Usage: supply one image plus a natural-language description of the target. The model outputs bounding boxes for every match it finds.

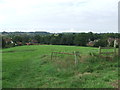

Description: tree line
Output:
[2,32,120,48]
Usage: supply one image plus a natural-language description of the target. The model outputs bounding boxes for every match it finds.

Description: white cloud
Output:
[0,0,119,33]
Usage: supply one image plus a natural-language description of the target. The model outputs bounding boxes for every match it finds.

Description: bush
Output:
[5,43,15,48]
[94,39,108,47]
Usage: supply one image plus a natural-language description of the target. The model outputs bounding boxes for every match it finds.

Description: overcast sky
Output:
[0,0,119,33]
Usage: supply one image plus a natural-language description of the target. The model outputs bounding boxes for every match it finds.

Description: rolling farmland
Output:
[2,45,119,88]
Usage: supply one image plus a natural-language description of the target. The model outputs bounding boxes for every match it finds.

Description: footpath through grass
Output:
[2,45,119,88]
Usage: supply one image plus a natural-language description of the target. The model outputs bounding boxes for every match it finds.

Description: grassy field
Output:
[2,45,119,88]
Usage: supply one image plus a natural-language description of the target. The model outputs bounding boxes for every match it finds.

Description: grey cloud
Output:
[0,0,118,33]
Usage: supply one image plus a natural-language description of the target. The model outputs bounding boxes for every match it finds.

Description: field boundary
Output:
[98,46,117,56]
[51,51,81,65]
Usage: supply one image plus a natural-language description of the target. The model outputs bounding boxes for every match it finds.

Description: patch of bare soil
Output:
[110,80,119,88]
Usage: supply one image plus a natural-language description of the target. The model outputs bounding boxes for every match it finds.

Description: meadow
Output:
[2,45,119,88]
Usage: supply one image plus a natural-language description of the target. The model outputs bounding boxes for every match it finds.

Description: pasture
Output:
[2,45,119,88]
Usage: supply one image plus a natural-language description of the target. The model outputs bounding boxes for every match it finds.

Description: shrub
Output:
[94,39,108,47]
[5,43,15,48]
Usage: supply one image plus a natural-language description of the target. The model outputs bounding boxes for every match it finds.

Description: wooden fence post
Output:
[51,52,53,60]
[74,51,77,65]
[114,46,116,56]
[99,46,101,55]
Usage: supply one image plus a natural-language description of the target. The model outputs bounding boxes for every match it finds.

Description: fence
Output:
[51,51,80,65]
[98,46,117,57]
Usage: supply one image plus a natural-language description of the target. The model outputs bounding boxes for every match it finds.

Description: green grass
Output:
[2,45,119,88]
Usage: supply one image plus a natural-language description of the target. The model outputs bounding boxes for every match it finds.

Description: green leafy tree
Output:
[94,39,108,47]
[74,33,89,46]
[2,38,6,48]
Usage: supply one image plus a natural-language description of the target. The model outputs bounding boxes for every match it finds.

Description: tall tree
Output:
[2,38,6,48]
[74,33,89,46]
